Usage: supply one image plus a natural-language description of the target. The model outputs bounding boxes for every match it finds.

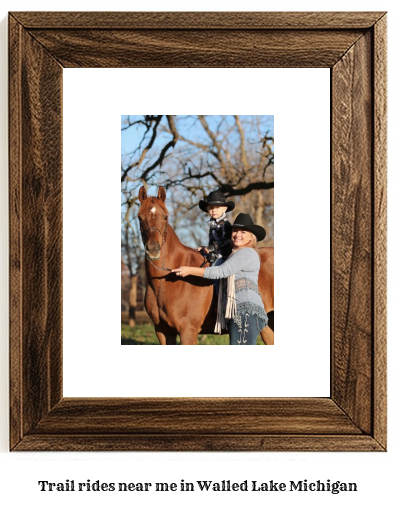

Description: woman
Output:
[172,213,268,345]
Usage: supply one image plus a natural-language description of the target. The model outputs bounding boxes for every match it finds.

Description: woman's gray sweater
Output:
[203,248,267,321]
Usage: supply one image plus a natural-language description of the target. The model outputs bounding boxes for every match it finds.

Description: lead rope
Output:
[147,258,172,272]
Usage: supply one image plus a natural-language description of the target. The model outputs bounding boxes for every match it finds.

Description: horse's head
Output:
[137,186,169,261]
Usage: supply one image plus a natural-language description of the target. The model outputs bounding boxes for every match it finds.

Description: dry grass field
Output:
[121,311,264,345]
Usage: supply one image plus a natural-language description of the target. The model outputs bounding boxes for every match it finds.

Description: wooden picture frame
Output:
[9,11,387,451]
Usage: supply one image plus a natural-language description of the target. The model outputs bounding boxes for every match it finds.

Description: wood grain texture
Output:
[9,16,64,446]
[9,15,23,450]
[13,435,383,452]
[21,28,64,432]
[27,29,363,68]
[31,398,362,435]
[11,11,385,29]
[8,11,387,452]
[373,15,387,449]
[332,32,373,434]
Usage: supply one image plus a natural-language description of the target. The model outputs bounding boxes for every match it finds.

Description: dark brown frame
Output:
[9,11,387,451]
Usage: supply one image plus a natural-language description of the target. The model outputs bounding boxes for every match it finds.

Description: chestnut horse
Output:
[138,186,274,345]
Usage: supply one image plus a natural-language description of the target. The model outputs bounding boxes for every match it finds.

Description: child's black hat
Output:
[199,190,235,213]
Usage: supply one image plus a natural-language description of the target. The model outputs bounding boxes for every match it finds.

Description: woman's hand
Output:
[196,246,210,254]
[172,266,190,277]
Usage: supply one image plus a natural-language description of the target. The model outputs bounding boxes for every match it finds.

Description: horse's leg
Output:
[179,329,198,345]
[260,326,274,345]
[155,326,177,345]
[260,311,274,345]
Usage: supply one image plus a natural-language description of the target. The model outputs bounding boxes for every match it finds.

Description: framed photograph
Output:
[9,11,387,451]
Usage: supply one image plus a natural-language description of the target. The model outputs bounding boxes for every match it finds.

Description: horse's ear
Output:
[138,186,147,203]
[158,186,166,202]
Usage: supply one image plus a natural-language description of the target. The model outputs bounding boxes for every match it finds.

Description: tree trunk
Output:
[254,190,265,228]
[128,275,138,327]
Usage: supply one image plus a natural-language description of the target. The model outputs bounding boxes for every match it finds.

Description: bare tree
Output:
[121,210,146,327]
[122,115,273,227]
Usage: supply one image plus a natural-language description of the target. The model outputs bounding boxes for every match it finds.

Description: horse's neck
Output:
[166,225,196,260]
[166,224,182,249]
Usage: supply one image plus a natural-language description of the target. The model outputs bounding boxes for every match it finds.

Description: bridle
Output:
[141,216,172,272]
[141,216,208,272]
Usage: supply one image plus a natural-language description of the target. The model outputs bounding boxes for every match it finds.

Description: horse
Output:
[138,186,274,345]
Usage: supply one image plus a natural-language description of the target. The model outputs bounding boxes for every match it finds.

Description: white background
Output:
[63,68,330,397]
[0,1,395,507]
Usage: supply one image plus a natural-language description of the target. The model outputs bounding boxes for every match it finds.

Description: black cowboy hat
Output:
[198,190,235,213]
[231,213,266,241]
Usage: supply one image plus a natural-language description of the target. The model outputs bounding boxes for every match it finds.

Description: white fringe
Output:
[225,274,236,319]
[214,274,236,334]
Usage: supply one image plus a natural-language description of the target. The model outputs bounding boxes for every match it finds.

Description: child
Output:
[197,190,235,267]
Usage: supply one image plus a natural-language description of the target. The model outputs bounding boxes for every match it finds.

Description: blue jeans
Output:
[228,312,265,345]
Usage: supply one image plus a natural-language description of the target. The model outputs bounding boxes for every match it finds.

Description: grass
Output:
[121,323,264,345]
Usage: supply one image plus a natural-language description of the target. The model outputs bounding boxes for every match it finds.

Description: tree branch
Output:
[197,115,228,168]
[234,115,249,172]
[121,115,163,182]
[219,180,274,197]
[139,115,180,178]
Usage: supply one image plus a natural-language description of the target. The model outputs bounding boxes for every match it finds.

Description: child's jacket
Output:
[207,216,232,261]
